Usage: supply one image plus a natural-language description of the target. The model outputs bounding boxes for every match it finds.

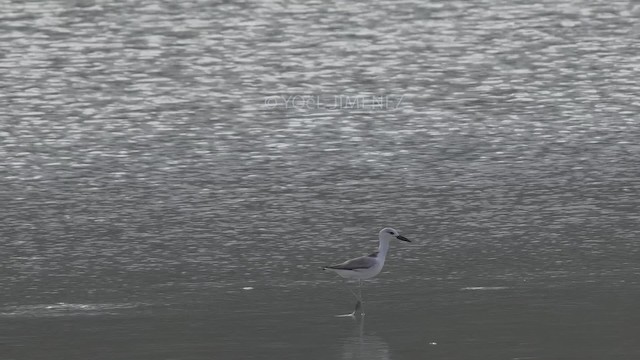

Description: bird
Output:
[323,227,411,316]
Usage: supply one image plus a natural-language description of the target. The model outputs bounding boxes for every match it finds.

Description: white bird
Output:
[323,227,411,316]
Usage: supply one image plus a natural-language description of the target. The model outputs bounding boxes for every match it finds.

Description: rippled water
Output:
[1,0,639,359]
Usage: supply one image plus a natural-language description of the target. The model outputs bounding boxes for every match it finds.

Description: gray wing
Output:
[325,256,377,270]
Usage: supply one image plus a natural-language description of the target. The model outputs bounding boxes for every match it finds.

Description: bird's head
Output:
[379,227,411,243]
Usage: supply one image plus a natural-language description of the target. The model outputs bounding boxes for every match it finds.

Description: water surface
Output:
[1,0,639,359]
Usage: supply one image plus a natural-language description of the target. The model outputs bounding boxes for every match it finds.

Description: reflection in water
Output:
[341,317,390,360]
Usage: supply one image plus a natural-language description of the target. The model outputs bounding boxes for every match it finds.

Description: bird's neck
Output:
[377,239,390,258]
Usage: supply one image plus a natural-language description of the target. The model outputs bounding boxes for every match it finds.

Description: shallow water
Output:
[1,0,639,359]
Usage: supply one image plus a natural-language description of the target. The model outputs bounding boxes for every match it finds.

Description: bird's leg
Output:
[358,280,365,316]
[348,289,361,317]
[341,282,361,317]
[347,286,360,302]
[352,298,362,317]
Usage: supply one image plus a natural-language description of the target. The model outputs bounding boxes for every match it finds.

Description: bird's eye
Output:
[389,232,395,235]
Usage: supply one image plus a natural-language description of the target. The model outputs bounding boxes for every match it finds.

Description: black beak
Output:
[396,235,411,242]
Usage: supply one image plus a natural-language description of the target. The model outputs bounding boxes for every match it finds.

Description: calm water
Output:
[1,0,640,359]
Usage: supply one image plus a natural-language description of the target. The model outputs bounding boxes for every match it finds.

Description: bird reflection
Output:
[341,316,390,360]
